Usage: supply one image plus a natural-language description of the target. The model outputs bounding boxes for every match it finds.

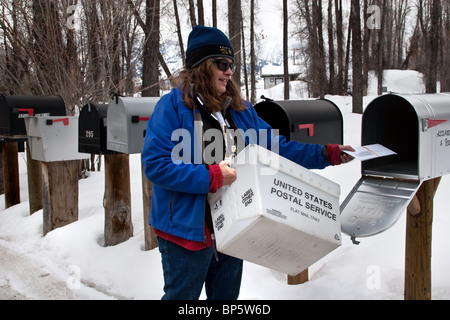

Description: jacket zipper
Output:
[169,193,175,221]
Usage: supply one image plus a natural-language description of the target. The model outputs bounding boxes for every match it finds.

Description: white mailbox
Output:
[208,145,341,276]
[341,93,450,240]
[25,116,89,162]
[106,96,159,154]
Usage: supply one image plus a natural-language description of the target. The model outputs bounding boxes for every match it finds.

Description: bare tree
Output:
[250,0,257,104]
[228,0,242,85]
[283,0,289,100]
[327,0,336,94]
[197,0,204,25]
[351,0,363,114]
[212,0,217,28]
[440,0,450,91]
[172,0,185,66]
[188,0,197,27]
[335,0,345,95]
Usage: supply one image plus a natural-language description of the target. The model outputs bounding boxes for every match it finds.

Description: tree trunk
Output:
[327,0,336,94]
[283,0,290,100]
[426,0,440,93]
[313,0,326,99]
[188,0,197,27]
[250,0,257,105]
[335,0,344,94]
[173,0,186,66]
[197,0,205,26]
[142,0,160,97]
[377,0,386,95]
[228,0,242,85]
[351,0,363,114]
[212,0,217,28]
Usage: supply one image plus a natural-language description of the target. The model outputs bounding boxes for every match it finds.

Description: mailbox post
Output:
[340,93,450,300]
[104,96,159,247]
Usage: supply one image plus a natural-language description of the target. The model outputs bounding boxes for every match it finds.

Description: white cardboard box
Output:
[208,144,342,276]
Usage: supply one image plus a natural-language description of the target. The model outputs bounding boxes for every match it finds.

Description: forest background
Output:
[0,0,449,116]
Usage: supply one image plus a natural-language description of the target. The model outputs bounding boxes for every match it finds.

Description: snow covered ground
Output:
[1,70,449,300]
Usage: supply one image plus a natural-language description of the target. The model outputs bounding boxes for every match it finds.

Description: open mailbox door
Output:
[341,176,420,239]
[341,93,450,241]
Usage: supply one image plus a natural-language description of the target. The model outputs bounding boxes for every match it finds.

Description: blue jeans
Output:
[158,237,243,300]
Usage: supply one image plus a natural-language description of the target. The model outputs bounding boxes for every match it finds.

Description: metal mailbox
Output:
[254,98,343,145]
[106,96,159,154]
[25,116,89,162]
[0,94,66,138]
[341,93,450,240]
[78,103,111,155]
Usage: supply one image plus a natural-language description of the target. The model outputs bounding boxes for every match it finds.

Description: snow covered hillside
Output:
[1,70,449,300]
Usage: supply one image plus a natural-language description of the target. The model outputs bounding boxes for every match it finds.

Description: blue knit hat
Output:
[186,25,234,68]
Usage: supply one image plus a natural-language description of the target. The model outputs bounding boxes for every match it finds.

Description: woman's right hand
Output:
[219,161,237,186]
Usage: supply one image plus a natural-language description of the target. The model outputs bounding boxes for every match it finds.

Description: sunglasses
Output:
[212,59,236,73]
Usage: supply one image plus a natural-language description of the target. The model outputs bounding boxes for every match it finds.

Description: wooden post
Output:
[288,269,309,285]
[26,141,43,214]
[2,142,20,208]
[42,161,79,236]
[404,177,441,300]
[141,162,157,250]
[0,142,4,195]
[104,154,133,247]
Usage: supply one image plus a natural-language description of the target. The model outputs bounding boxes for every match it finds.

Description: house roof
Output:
[261,64,302,77]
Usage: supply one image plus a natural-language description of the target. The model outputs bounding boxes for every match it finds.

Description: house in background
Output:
[261,64,303,90]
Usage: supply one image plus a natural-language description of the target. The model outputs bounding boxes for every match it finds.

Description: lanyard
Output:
[211,111,236,161]
[194,94,237,162]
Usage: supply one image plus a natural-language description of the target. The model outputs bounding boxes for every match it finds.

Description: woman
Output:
[142,25,353,300]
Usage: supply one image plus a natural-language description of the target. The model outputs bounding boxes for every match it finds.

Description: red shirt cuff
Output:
[209,164,223,193]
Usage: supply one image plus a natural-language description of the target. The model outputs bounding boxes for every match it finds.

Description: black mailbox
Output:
[0,95,66,138]
[78,103,111,155]
[254,98,343,145]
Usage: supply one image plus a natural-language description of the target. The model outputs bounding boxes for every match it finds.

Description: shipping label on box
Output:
[208,144,341,276]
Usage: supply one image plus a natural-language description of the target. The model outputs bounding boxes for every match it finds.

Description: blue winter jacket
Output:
[142,88,331,242]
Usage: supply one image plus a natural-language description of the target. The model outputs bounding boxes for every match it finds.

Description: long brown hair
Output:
[171,59,246,113]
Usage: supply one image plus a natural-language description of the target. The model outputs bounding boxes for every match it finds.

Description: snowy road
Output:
[0,242,118,300]
[0,242,74,299]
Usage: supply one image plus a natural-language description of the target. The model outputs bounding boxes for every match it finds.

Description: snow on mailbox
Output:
[25,116,89,162]
[106,96,159,154]
[0,94,66,138]
[254,98,343,145]
[208,144,342,276]
[78,103,110,155]
[341,93,450,240]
